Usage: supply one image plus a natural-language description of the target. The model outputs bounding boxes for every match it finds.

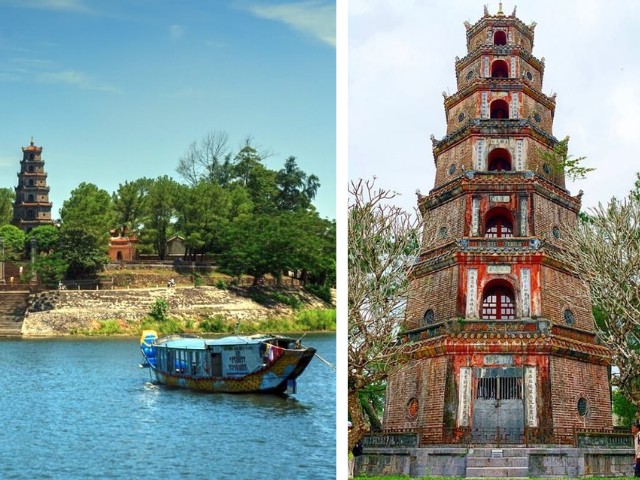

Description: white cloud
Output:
[0,0,93,13]
[169,24,184,40]
[244,1,335,47]
[38,70,122,94]
[349,0,640,215]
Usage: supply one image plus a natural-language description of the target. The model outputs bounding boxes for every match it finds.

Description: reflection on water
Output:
[0,333,336,479]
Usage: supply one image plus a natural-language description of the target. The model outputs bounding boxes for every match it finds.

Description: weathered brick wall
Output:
[384,356,448,432]
[532,193,577,240]
[405,266,458,330]
[524,140,566,189]
[550,356,612,430]
[541,265,594,332]
[422,195,466,248]
[434,140,473,187]
[522,94,553,133]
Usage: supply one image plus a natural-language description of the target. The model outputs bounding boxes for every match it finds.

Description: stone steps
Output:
[0,291,30,337]
[466,448,529,478]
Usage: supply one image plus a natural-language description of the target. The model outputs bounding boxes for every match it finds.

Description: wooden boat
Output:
[139,330,316,394]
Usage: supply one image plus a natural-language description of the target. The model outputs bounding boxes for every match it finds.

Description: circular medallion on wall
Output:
[552,226,560,239]
[449,164,456,175]
[526,71,533,81]
[577,397,588,416]
[407,398,419,419]
[543,163,551,175]
[563,308,575,325]
[533,112,541,123]
[467,70,474,80]
[438,227,448,238]
[458,112,465,123]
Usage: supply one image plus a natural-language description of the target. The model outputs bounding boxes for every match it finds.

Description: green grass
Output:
[355,478,635,480]
[355,477,635,480]
[68,308,336,336]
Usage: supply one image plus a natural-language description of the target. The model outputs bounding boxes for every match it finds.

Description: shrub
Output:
[149,299,169,322]
[296,309,336,330]
[215,279,228,290]
[304,283,333,303]
[272,292,303,309]
[199,315,228,333]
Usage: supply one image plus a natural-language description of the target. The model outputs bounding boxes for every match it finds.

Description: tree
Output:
[176,131,233,186]
[32,254,68,288]
[0,188,15,225]
[556,193,640,414]
[60,182,115,241]
[348,178,424,449]
[57,226,109,278]
[144,176,179,260]
[230,145,278,214]
[112,179,149,237]
[276,156,320,211]
[173,181,229,261]
[26,225,60,254]
[0,224,26,260]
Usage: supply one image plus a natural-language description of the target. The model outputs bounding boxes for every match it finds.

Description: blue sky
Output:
[350,0,640,216]
[0,0,336,220]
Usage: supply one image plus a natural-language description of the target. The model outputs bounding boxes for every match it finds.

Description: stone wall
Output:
[22,286,326,336]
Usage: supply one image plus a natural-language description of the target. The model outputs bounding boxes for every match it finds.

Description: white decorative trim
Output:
[458,367,472,426]
[481,93,488,118]
[483,57,490,77]
[476,139,485,170]
[515,139,524,171]
[521,268,531,317]
[524,366,538,427]
[471,198,480,237]
[520,196,528,236]
[511,92,519,119]
[466,268,478,318]
[510,57,516,78]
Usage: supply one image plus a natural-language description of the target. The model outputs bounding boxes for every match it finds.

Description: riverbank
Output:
[23,285,335,336]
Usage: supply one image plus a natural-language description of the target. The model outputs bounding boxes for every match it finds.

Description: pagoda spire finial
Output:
[30,136,34,146]
[498,2,504,16]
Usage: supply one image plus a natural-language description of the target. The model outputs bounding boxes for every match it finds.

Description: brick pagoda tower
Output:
[383,5,612,445]
[12,139,54,232]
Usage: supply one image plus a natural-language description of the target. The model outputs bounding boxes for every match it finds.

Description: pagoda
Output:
[12,139,54,232]
[383,5,612,446]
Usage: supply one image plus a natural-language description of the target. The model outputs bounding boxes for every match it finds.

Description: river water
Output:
[0,333,336,479]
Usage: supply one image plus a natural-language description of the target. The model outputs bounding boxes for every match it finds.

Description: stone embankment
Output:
[22,286,329,336]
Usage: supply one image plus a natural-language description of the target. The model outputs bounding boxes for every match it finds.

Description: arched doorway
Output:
[490,99,509,119]
[491,59,509,78]
[494,30,507,45]
[487,148,512,171]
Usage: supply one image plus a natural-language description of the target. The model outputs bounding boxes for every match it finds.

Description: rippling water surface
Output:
[0,333,336,479]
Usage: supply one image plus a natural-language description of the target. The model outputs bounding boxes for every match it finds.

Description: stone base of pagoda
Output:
[354,445,633,478]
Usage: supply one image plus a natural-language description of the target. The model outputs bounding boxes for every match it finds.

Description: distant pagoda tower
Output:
[383,5,612,445]
[12,139,54,232]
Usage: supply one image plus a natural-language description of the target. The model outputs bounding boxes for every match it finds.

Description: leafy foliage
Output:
[57,226,109,278]
[149,299,169,322]
[0,224,26,260]
[0,188,15,225]
[539,136,595,181]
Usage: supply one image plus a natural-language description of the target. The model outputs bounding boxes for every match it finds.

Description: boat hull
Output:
[149,344,316,394]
